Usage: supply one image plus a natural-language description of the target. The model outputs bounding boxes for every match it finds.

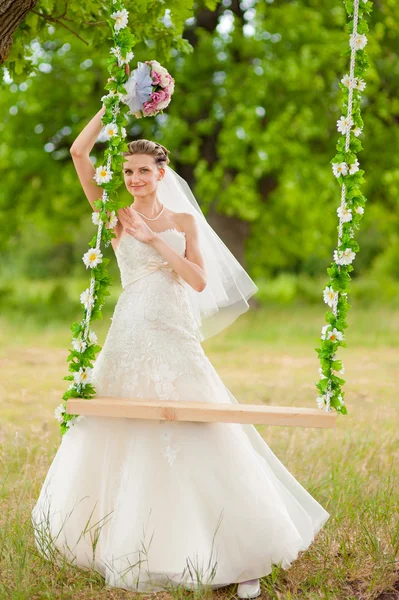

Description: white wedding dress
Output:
[32,228,330,593]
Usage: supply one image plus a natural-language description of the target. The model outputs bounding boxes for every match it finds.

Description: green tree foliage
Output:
[1,0,399,283]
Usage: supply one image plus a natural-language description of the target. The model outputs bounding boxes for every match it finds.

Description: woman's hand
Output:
[118,207,157,244]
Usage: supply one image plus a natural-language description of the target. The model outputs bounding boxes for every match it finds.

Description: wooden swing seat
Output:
[66,397,336,428]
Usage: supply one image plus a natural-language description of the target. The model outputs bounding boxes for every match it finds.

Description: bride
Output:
[31,105,330,597]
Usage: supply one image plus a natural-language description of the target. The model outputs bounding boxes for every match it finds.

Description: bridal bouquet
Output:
[121,60,175,118]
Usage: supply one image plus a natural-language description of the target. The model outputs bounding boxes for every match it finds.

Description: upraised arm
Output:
[70,106,107,211]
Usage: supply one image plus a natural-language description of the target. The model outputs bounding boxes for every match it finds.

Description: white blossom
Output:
[94,165,113,184]
[355,206,364,215]
[73,367,93,386]
[66,415,86,428]
[332,162,348,177]
[316,395,326,409]
[327,327,344,343]
[337,204,353,222]
[111,9,129,32]
[356,78,366,91]
[82,247,103,268]
[337,115,354,134]
[106,210,118,229]
[80,288,95,309]
[318,367,327,380]
[334,248,356,265]
[323,286,338,307]
[350,33,368,51]
[349,159,360,175]
[103,123,118,140]
[341,74,354,88]
[88,330,98,345]
[110,46,134,67]
[54,403,66,423]
[352,126,363,137]
[321,324,331,340]
[92,211,101,225]
[71,338,87,353]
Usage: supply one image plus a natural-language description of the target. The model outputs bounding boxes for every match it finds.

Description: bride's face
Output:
[123,154,164,197]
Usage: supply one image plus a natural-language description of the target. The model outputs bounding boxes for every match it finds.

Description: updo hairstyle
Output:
[122,139,170,169]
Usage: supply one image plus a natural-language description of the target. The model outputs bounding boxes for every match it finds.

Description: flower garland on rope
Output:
[315,0,372,414]
[55,1,174,434]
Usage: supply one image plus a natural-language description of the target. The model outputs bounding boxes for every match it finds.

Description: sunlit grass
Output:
[0,305,398,599]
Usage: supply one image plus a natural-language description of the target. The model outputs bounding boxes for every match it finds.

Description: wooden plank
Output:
[66,398,336,429]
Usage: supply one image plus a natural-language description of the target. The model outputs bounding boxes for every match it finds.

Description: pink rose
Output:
[151,70,162,86]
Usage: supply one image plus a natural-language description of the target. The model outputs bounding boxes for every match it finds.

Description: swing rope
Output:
[57,1,137,433]
[327,1,361,411]
[316,0,372,414]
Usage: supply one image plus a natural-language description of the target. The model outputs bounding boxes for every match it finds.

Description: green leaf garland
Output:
[315,0,373,415]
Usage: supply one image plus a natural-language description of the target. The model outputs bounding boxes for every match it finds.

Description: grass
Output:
[0,302,398,600]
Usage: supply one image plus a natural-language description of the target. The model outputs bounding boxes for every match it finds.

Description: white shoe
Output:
[236,578,261,598]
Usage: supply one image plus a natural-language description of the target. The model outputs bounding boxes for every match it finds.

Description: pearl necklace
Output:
[132,204,165,221]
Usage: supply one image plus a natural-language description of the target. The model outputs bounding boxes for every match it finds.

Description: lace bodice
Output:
[115,228,187,290]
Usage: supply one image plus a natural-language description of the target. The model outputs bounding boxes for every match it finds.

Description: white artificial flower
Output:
[92,211,101,225]
[327,327,344,342]
[54,403,66,423]
[321,324,331,340]
[352,126,363,137]
[82,248,103,268]
[121,126,127,137]
[73,367,93,386]
[110,46,133,66]
[66,415,86,428]
[337,204,353,222]
[341,74,354,88]
[356,78,366,91]
[355,206,364,215]
[316,395,326,409]
[350,33,368,51]
[349,159,360,175]
[334,248,356,265]
[71,338,87,353]
[332,162,348,177]
[323,286,338,307]
[318,367,327,380]
[111,8,129,32]
[80,288,95,309]
[106,210,118,229]
[88,330,98,345]
[337,115,354,134]
[103,123,118,140]
[94,165,113,184]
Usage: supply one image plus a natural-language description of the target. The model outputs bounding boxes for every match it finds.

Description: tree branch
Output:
[30,9,89,45]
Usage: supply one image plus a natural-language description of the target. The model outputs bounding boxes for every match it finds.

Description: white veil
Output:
[157,166,258,341]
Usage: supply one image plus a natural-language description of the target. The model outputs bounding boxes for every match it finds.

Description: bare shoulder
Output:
[175,212,198,234]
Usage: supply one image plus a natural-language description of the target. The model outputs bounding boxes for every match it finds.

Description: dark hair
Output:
[122,139,170,167]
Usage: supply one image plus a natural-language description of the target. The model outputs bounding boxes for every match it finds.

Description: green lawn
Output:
[0,304,398,599]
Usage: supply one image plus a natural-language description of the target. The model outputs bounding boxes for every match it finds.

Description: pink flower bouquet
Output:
[121,60,175,118]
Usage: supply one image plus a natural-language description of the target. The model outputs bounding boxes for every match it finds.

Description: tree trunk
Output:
[0,0,39,64]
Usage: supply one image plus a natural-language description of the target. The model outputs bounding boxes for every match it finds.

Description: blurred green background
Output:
[1,0,399,324]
